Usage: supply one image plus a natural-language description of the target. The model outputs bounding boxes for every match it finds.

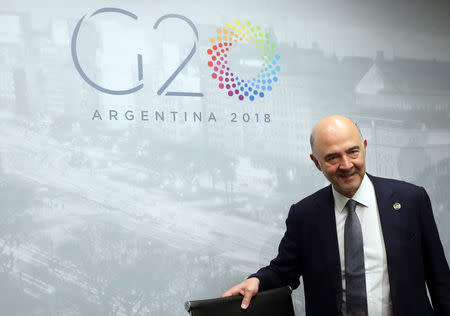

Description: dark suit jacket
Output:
[251,174,450,316]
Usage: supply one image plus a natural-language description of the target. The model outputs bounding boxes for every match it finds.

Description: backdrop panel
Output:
[0,1,449,315]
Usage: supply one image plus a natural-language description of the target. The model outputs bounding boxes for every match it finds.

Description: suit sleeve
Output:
[249,205,304,291]
[419,187,450,315]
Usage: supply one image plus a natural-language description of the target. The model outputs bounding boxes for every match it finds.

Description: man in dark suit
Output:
[222,115,450,316]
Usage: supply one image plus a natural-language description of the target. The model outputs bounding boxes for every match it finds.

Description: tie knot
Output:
[346,199,357,212]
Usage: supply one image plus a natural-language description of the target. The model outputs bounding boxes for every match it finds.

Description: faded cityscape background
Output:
[0,0,449,315]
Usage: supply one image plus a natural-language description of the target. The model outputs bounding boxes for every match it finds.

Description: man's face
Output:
[310,122,367,198]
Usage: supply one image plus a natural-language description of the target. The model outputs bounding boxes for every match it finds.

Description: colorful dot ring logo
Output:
[206,20,280,101]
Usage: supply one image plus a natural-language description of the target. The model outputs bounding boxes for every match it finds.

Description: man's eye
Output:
[349,151,359,158]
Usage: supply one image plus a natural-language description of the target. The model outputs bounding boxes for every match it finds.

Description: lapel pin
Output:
[393,202,401,211]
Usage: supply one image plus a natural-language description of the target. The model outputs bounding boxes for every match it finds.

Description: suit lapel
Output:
[368,174,395,256]
[315,186,343,312]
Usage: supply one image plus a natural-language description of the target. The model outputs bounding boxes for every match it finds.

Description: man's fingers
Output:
[222,277,260,309]
[221,285,241,297]
[221,289,234,297]
[241,288,256,309]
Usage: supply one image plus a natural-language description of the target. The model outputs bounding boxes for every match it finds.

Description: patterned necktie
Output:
[344,199,368,316]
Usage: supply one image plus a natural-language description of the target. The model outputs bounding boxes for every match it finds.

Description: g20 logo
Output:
[71,8,280,101]
[206,20,280,101]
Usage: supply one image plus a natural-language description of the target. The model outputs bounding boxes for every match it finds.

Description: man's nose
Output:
[339,156,353,170]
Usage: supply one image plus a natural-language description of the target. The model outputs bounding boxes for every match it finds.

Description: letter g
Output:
[71,7,143,95]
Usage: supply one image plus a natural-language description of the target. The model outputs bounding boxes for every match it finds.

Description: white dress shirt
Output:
[332,174,393,316]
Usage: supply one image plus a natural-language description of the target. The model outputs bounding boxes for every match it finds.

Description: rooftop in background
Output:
[357,51,450,96]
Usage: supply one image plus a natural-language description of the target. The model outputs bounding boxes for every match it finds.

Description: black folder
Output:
[185,286,295,316]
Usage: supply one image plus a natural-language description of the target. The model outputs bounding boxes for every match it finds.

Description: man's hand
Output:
[221,277,260,309]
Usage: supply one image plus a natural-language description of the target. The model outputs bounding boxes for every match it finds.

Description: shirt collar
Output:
[332,173,372,213]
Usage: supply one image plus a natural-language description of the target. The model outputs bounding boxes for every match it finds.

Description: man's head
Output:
[309,115,367,198]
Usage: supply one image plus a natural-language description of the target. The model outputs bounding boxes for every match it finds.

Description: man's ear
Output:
[310,154,322,171]
[363,139,367,149]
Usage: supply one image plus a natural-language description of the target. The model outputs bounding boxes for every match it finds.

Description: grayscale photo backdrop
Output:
[0,0,449,315]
